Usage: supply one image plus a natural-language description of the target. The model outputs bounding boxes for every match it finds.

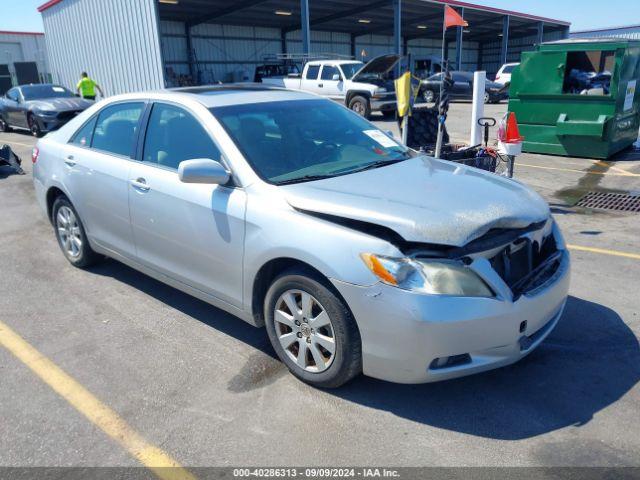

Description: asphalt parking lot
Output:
[1,103,639,470]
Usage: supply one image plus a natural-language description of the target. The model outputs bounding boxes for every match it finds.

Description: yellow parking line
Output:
[518,163,640,177]
[1,139,34,148]
[0,320,195,480]
[594,160,638,177]
[568,244,640,260]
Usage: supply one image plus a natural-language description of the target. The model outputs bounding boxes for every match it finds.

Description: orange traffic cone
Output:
[504,112,524,143]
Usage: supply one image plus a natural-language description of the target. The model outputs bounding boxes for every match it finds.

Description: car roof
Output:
[105,84,322,109]
[16,83,60,89]
[305,60,362,66]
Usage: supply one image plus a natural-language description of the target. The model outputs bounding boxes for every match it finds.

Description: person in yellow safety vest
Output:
[76,72,104,101]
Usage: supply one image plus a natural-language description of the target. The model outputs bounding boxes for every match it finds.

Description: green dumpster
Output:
[508,38,640,159]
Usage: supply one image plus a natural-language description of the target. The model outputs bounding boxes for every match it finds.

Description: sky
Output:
[0,0,638,33]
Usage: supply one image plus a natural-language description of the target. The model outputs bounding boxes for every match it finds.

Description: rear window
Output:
[305,65,320,80]
[502,64,517,74]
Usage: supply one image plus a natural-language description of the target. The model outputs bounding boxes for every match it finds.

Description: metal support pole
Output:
[350,33,356,58]
[470,71,486,146]
[500,15,510,66]
[455,8,464,71]
[403,37,408,56]
[562,25,570,39]
[477,42,483,70]
[435,11,447,159]
[536,21,544,45]
[281,29,287,55]
[300,0,311,55]
[185,23,195,80]
[393,0,402,77]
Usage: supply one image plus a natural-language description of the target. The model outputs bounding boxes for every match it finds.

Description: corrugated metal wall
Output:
[0,32,50,84]
[42,0,165,95]
[571,26,640,41]
[161,20,283,84]
[160,20,480,84]
[481,29,565,77]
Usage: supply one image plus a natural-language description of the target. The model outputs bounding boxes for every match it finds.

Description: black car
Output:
[420,71,509,104]
[0,84,93,137]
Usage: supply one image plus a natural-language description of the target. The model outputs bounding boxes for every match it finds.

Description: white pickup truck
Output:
[261,54,400,119]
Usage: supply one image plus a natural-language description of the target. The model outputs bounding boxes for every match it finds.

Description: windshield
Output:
[21,85,74,101]
[340,62,363,80]
[211,99,412,184]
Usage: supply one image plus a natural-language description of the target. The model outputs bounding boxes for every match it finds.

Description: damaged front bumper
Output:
[330,240,570,384]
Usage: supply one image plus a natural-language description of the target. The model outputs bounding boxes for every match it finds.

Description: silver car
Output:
[32,86,570,387]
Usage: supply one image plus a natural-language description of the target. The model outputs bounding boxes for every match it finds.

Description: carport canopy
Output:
[158,0,569,44]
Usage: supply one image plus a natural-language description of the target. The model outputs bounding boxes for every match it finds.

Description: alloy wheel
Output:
[351,101,365,116]
[56,206,83,258]
[424,90,435,103]
[274,289,336,373]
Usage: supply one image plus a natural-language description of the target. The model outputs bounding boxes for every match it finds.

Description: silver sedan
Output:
[32,86,570,387]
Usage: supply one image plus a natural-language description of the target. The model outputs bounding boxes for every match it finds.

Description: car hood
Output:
[26,97,92,112]
[352,54,402,82]
[281,157,549,247]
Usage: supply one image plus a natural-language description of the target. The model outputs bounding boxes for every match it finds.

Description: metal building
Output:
[0,30,50,93]
[38,0,570,95]
[571,24,640,41]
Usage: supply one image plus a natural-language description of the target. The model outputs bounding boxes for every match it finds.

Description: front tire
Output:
[0,116,10,132]
[28,114,42,137]
[52,196,102,268]
[264,268,362,388]
[348,95,371,119]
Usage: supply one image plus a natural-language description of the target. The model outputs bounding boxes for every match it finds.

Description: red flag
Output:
[444,5,468,29]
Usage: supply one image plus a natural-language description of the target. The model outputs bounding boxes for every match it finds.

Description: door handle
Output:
[318,83,323,88]
[64,155,76,167]
[130,178,150,191]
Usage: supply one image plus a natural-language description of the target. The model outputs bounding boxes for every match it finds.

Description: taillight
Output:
[495,74,501,80]
[32,147,39,164]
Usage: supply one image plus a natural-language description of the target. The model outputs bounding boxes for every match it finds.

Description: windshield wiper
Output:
[334,158,407,175]
[276,174,337,185]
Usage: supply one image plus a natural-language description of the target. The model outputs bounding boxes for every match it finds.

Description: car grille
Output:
[489,233,561,298]
[57,110,82,121]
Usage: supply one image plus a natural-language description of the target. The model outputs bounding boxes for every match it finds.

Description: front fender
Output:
[241,188,401,314]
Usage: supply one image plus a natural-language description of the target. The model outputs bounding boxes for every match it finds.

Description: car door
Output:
[451,74,471,99]
[128,102,246,308]
[318,65,344,100]
[301,64,322,94]
[63,101,145,257]
[5,88,25,127]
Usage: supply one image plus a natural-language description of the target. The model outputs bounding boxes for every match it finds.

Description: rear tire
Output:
[264,267,362,388]
[348,95,371,119]
[52,196,102,268]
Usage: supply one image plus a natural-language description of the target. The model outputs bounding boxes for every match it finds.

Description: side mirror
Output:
[332,74,341,81]
[178,159,230,185]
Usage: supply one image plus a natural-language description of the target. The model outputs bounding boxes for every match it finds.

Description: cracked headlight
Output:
[360,253,494,297]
